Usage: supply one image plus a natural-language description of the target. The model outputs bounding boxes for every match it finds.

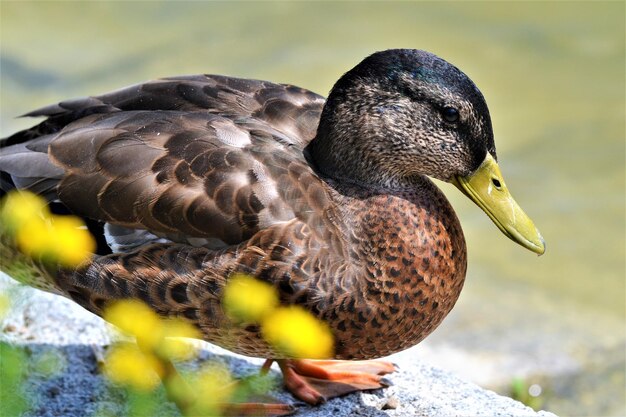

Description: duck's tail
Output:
[0,129,79,295]
[0,127,88,295]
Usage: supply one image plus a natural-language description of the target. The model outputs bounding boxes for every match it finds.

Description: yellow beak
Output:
[453,153,545,255]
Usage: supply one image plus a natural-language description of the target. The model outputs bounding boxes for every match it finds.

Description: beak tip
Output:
[537,236,546,256]
[530,233,546,256]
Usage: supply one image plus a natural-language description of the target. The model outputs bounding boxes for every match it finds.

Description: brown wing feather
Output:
[45,110,326,246]
[1,75,327,247]
[7,75,324,147]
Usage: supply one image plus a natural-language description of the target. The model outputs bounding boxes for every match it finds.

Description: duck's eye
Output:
[442,107,460,123]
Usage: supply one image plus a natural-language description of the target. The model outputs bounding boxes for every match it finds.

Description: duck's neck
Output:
[305,79,410,188]
[306,132,404,189]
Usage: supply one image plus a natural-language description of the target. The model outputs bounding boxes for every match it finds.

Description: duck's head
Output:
[308,49,545,255]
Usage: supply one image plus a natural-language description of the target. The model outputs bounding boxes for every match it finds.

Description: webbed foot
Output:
[274,359,396,404]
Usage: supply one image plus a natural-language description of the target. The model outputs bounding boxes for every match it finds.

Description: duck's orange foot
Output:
[220,402,296,416]
[274,359,396,405]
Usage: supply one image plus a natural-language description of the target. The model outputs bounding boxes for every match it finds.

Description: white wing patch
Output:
[212,119,251,148]
[104,223,169,253]
[250,160,295,227]
[250,160,279,207]
[105,224,230,252]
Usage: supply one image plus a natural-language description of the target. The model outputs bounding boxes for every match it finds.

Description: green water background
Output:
[1,1,624,415]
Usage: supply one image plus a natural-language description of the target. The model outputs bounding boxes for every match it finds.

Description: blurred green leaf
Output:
[0,342,30,416]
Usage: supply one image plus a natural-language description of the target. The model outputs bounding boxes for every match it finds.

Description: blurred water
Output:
[1,2,624,415]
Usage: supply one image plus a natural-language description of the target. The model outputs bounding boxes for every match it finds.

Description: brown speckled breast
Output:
[326,177,467,359]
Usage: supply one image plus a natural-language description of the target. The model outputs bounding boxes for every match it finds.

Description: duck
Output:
[0,49,544,412]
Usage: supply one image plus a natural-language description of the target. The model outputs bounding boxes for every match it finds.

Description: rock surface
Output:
[0,275,557,417]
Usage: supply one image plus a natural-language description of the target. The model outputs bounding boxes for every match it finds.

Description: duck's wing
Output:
[6,75,325,147]
[0,76,328,248]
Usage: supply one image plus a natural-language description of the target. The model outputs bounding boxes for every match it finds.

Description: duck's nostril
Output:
[492,178,502,188]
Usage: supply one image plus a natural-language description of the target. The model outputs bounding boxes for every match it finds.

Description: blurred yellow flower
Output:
[16,216,94,267]
[158,320,201,361]
[161,318,201,339]
[104,342,163,391]
[0,191,48,233]
[14,217,53,253]
[158,338,197,362]
[262,306,334,359]
[47,216,95,266]
[104,300,163,349]
[104,300,201,360]
[223,275,334,359]
[187,363,234,416]
[1,190,95,267]
[223,273,278,322]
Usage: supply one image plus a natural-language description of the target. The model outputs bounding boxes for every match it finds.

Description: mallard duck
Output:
[0,49,544,411]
